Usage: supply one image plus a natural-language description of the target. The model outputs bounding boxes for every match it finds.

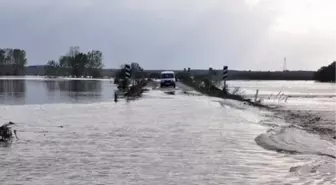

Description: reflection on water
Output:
[0,79,116,105]
[45,80,58,92]
[45,80,102,92]
[45,80,102,100]
[0,80,26,103]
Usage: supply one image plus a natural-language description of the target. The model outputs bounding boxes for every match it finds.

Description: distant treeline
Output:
[227,70,314,80]
[26,66,316,81]
[1,47,332,81]
[44,46,104,78]
[0,48,27,75]
[314,61,335,82]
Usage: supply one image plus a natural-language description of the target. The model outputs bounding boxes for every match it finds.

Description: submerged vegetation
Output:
[114,63,150,100]
[45,46,104,78]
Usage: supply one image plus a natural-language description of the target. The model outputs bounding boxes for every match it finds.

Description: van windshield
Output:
[161,73,174,79]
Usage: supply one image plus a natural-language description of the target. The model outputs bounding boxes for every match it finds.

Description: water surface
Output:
[0,77,116,105]
[0,78,335,185]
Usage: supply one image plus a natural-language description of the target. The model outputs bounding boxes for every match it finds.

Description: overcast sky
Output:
[0,0,335,70]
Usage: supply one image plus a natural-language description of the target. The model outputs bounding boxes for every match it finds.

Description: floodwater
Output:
[227,80,335,118]
[0,77,335,185]
[0,77,116,105]
[227,80,336,101]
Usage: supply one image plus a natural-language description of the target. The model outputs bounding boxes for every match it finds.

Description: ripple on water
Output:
[255,126,336,184]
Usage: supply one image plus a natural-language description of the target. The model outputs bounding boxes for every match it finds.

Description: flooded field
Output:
[228,80,335,97]
[0,77,116,105]
[0,77,335,185]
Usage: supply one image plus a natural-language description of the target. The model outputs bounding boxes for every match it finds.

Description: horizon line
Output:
[25,65,315,72]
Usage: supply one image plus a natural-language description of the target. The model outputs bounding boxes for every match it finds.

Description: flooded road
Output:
[0,78,335,185]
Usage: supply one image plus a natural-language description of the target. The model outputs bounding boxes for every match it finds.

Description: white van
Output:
[160,71,176,88]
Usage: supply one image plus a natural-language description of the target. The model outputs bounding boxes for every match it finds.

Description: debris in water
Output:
[0,122,19,142]
[164,91,175,95]
[289,166,300,173]
[114,91,118,102]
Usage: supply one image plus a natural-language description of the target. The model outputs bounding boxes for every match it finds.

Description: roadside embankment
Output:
[178,78,270,108]
[178,78,336,142]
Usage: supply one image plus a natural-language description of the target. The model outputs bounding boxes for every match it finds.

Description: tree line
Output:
[45,46,104,78]
[1,46,157,79]
[1,47,335,82]
[314,61,335,82]
[0,48,27,75]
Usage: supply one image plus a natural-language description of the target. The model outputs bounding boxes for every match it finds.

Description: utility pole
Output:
[283,57,287,71]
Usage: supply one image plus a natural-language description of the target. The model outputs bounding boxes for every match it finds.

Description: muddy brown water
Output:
[0,78,335,185]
